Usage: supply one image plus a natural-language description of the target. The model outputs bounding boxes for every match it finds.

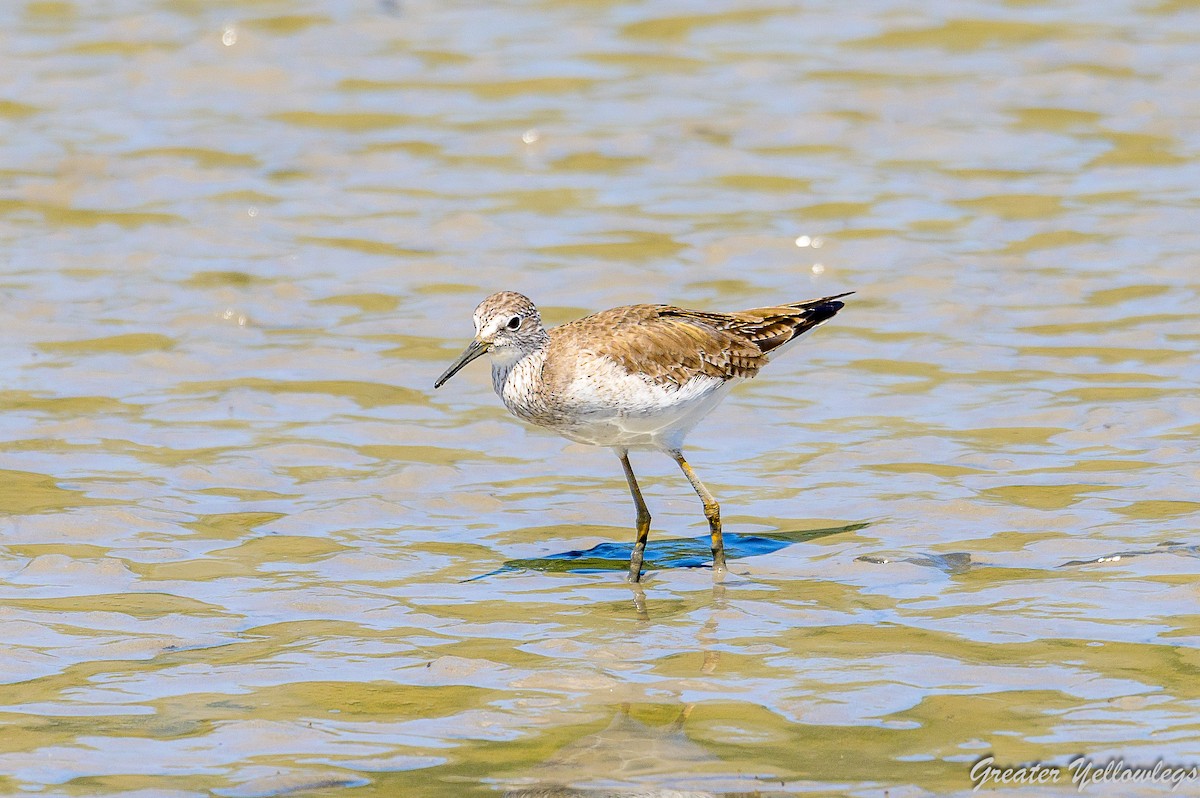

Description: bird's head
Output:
[434,291,545,388]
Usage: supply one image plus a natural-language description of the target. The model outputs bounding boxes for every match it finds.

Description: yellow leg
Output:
[671,450,726,574]
[618,450,651,583]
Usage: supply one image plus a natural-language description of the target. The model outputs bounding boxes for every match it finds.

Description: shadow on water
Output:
[856,551,974,574]
[1058,540,1200,567]
[467,522,869,581]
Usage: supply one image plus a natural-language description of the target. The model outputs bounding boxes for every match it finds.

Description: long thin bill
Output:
[434,339,489,388]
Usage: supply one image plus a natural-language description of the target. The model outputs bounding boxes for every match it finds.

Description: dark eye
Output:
[506,315,521,330]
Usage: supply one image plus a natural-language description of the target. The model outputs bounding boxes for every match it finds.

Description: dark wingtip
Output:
[790,291,853,312]
[805,291,852,323]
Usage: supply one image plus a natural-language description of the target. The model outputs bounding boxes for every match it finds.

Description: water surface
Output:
[1,0,1199,795]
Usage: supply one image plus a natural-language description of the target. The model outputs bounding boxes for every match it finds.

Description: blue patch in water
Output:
[466,522,868,580]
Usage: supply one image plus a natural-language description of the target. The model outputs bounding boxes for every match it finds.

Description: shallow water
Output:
[1,0,1199,795]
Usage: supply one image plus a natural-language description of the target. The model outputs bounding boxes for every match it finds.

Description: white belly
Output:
[562,380,733,449]
[499,352,735,451]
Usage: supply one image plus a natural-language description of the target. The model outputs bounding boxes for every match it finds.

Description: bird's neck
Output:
[489,336,548,398]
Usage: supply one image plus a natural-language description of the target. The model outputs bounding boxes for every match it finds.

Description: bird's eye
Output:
[506,315,521,330]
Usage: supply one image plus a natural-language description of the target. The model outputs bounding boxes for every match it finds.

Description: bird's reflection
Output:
[495,525,856,794]
[503,704,716,798]
[504,579,738,796]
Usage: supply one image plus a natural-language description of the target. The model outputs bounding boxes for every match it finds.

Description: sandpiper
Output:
[434,291,850,582]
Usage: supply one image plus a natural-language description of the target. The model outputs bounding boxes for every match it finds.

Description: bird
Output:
[434,290,850,582]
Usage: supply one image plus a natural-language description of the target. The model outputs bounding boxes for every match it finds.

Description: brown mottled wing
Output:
[555,293,849,388]
[547,304,754,387]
